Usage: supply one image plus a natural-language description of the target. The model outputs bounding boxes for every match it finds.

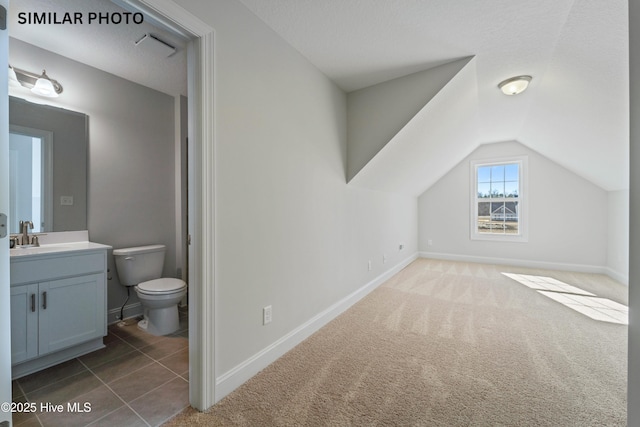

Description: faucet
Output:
[20,220,33,245]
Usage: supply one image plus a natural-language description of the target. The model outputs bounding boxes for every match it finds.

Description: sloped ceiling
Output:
[7,0,629,193]
[239,0,629,194]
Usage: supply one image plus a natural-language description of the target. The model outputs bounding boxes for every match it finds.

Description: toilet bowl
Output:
[113,245,187,336]
[136,278,187,335]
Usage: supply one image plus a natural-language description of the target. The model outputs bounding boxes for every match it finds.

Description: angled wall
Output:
[349,57,480,196]
[347,57,473,181]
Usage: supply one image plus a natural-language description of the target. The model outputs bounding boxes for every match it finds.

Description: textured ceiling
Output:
[239,0,629,192]
[8,0,187,97]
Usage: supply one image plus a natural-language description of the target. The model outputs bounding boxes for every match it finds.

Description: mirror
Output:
[9,96,88,234]
[9,125,53,233]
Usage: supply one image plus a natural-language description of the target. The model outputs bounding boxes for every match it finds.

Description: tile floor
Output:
[11,307,189,427]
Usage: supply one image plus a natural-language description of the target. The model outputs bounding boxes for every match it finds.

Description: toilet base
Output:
[138,305,180,336]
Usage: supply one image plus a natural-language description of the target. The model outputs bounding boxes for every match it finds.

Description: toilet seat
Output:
[137,278,186,295]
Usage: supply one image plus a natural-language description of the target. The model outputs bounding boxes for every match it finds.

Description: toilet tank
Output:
[113,244,166,286]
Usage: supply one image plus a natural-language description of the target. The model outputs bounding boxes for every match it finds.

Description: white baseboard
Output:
[107,302,143,325]
[215,252,419,401]
[419,252,628,285]
[603,267,629,286]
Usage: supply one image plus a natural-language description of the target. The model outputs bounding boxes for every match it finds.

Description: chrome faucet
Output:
[20,220,33,245]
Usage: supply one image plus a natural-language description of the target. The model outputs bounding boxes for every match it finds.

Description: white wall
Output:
[607,190,629,284]
[9,38,178,318]
[628,0,640,421]
[174,0,418,388]
[418,140,609,271]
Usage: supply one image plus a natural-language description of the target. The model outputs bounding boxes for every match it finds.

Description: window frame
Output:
[469,155,528,242]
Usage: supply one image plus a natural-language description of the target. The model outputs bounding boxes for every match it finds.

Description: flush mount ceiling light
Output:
[8,66,63,97]
[498,75,532,95]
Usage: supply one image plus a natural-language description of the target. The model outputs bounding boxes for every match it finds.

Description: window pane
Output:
[478,166,491,183]
[491,165,504,182]
[505,181,519,198]
[491,182,504,198]
[477,202,491,233]
[505,201,519,234]
[478,182,490,198]
[505,163,519,181]
[490,202,506,233]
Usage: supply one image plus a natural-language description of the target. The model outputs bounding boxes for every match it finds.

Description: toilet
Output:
[113,244,187,336]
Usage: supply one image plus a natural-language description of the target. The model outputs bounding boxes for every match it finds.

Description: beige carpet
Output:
[165,259,627,426]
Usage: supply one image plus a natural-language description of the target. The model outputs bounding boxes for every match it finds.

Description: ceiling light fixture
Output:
[8,66,63,97]
[498,75,532,96]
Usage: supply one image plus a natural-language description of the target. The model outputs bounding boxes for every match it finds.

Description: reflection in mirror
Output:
[9,126,53,233]
[9,96,88,234]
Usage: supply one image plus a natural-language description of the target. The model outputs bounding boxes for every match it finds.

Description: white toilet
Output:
[113,244,187,336]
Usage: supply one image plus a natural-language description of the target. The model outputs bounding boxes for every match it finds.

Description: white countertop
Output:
[10,231,111,259]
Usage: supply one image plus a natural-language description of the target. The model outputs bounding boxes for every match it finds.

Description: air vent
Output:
[134,33,176,57]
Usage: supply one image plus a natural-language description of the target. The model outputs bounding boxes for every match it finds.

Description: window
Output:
[470,156,527,242]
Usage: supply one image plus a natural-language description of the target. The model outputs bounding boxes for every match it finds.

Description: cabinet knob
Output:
[42,291,47,310]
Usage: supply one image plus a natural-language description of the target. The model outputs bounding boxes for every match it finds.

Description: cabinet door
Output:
[10,284,38,364]
[38,273,105,355]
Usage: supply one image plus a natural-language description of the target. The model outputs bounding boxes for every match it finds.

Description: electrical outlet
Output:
[428,239,433,246]
[263,305,272,325]
[368,260,372,271]
[399,243,404,251]
[383,254,387,264]
[60,196,74,206]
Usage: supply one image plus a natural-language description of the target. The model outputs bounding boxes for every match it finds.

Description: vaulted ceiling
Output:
[238,0,629,194]
[8,0,629,195]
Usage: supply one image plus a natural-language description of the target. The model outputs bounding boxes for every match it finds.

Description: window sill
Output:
[470,233,528,243]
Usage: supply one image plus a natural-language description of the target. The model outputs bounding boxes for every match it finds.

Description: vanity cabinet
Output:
[10,247,108,378]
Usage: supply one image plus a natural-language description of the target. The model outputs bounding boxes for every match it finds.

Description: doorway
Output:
[4,0,216,414]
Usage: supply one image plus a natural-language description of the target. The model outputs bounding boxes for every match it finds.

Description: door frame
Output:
[1,0,13,423]
[119,0,216,410]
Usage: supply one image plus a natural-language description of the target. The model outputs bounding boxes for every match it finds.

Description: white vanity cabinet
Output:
[10,244,109,378]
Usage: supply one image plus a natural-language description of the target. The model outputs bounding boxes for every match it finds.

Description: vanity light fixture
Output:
[8,65,21,87]
[7,65,63,97]
[498,75,532,95]
[31,70,60,97]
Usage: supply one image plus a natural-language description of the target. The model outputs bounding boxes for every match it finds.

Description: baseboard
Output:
[603,267,629,286]
[419,252,628,285]
[107,302,143,325]
[215,252,419,401]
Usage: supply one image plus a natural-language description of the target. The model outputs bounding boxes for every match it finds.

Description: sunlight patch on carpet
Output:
[502,273,628,325]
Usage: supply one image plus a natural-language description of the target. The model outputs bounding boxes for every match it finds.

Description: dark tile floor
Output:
[11,307,189,427]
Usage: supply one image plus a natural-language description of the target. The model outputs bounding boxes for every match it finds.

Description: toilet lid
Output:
[137,278,186,293]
